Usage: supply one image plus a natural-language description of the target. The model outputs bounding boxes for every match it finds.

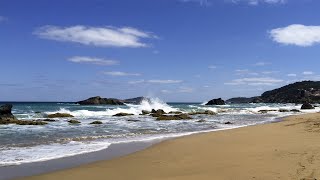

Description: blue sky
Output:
[1,0,320,102]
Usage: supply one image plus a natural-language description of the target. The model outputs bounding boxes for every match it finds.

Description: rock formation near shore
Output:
[205,98,225,105]
[77,96,125,105]
[227,81,320,104]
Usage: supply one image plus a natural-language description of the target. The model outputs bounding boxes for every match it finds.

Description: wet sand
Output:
[19,113,320,180]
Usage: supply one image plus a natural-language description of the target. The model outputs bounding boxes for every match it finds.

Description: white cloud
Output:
[225,77,283,86]
[68,56,118,66]
[128,79,183,84]
[161,90,172,94]
[103,71,141,76]
[254,62,271,66]
[179,0,211,6]
[235,69,259,76]
[230,0,286,5]
[270,24,320,47]
[0,16,7,22]
[287,73,297,77]
[208,65,217,69]
[262,71,278,74]
[178,87,194,93]
[303,71,314,75]
[34,25,157,48]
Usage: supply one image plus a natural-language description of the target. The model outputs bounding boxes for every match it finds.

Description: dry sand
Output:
[19,113,320,180]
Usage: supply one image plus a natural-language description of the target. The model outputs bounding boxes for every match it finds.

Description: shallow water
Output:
[0,98,319,166]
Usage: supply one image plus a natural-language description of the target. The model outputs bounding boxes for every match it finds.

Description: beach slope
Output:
[20,113,320,180]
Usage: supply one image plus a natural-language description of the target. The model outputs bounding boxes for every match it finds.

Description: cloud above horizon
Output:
[270,24,320,47]
[129,79,183,84]
[103,71,141,76]
[225,77,283,86]
[179,0,211,6]
[68,56,119,66]
[230,0,286,5]
[34,25,157,48]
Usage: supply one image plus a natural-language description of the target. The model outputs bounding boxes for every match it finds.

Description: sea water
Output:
[0,98,319,166]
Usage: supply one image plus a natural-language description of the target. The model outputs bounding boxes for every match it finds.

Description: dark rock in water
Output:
[113,113,134,117]
[47,113,74,118]
[226,97,263,104]
[290,109,300,112]
[77,96,124,105]
[127,119,140,122]
[205,98,225,105]
[197,119,206,123]
[42,119,57,122]
[150,109,166,117]
[168,111,183,114]
[15,120,47,125]
[224,121,233,125]
[0,104,17,122]
[156,114,192,121]
[35,111,42,114]
[124,97,150,105]
[90,121,103,124]
[189,110,216,115]
[301,103,315,110]
[279,109,290,112]
[258,110,277,114]
[141,110,150,115]
[68,120,81,124]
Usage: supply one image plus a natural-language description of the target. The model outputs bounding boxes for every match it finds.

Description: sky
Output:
[1,0,320,102]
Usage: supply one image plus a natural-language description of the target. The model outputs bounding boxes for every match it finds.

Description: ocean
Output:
[0,98,319,167]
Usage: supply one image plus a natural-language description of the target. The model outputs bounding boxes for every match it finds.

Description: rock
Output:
[47,113,74,118]
[15,120,47,125]
[156,114,192,121]
[279,109,290,112]
[189,110,216,115]
[141,110,150,115]
[0,104,17,122]
[68,120,81,124]
[205,98,225,105]
[224,121,233,125]
[127,119,140,122]
[226,97,263,104]
[113,113,134,117]
[77,96,124,105]
[90,121,103,124]
[35,111,42,114]
[123,97,150,105]
[150,109,166,117]
[258,110,277,114]
[290,109,300,112]
[301,103,315,110]
[197,119,206,123]
[42,119,57,122]
[168,111,183,114]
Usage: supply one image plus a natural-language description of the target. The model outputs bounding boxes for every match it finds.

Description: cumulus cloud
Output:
[270,24,320,47]
[225,77,283,86]
[103,71,141,76]
[287,73,297,77]
[128,79,183,84]
[230,0,286,5]
[34,25,157,48]
[179,0,211,6]
[303,71,314,75]
[68,56,118,66]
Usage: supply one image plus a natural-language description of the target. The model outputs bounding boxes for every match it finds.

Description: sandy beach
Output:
[19,113,320,180]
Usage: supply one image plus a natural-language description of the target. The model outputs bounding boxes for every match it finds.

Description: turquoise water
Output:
[0,98,317,166]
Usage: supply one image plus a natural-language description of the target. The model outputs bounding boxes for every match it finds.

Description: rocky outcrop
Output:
[47,113,74,118]
[90,121,103,124]
[301,103,315,110]
[156,114,192,121]
[123,97,150,104]
[68,120,81,124]
[0,104,16,122]
[141,110,150,115]
[77,96,124,105]
[205,98,225,105]
[226,97,263,104]
[150,109,166,117]
[189,110,216,115]
[113,113,134,117]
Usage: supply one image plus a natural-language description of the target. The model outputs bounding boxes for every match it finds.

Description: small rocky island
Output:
[77,96,149,105]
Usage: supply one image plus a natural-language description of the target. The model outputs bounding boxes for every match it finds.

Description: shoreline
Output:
[1,116,282,180]
[17,112,320,180]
